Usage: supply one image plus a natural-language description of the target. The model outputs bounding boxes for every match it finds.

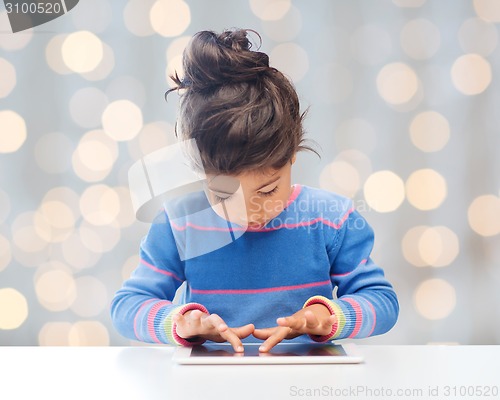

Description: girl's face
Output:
[205,155,296,229]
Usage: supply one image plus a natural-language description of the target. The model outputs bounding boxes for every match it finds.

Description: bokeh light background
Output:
[1,0,500,346]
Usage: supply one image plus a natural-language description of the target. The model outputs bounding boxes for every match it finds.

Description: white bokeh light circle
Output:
[377,62,418,105]
[319,160,361,198]
[405,169,447,210]
[42,187,81,222]
[250,0,292,20]
[364,170,405,213]
[102,100,143,142]
[124,0,156,37]
[113,186,137,228]
[62,31,104,74]
[468,194,500,237]
[72,130,118,182]
[418,226,460,267]
[35,268,77,312]
[11,212,50,267]
[0,58,16,98]
[68,321,110,346]
[261,5,302,42]
[473,0,500,22]
[45,34,72,75]
[166,54,184,89]
[409,111,450,152]
[150,0,191,37]
[79,185,121,226]
[167,36,191,61]
[414,278,456,320]
[0,288,28,329]
[81,43,115,82]
[402,225,429,267]
[451,54,492,95]
[39,322,72,345]
[127,121,175,160]
[34,200,75,244]
[79,221,121,254]
[0,110,27,153]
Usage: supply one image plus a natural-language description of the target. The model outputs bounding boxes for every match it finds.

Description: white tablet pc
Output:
[173,342,363,364]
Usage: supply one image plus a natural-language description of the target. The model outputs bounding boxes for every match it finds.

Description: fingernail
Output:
[237,346,244,352]
[259,346,266,352]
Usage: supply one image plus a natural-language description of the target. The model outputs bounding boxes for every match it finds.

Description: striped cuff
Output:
[164,303,209,346]
[303,295,344,342]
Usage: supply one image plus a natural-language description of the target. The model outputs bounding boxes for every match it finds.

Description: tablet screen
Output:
[190,343,347,358]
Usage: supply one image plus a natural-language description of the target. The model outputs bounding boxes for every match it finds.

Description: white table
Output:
[0,345,498,400]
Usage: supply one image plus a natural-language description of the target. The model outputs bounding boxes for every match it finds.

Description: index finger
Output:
[203,314,244,353]
[258,327,290,353]
[218,326,244,353]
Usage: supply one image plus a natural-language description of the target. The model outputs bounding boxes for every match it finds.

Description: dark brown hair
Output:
[165,28,320,175]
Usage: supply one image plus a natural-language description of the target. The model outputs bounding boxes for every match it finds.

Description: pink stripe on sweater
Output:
[343,297,363,338]
[133,299,155,341]
[191,280,331,295]
[140,259,183,282]
[170,208,355,232]
[367,301,377,336]
[147,300,172,344]
[331,271,352,278]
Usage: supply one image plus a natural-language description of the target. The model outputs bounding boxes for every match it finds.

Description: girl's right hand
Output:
[173,310,254,353]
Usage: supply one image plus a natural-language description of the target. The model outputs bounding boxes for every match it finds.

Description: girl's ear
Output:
[291,154,297,165]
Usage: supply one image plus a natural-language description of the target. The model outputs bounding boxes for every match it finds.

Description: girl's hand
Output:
[173,310,254,353]
[252,304,337,352]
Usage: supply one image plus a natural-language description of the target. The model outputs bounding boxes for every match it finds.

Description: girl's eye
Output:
[259,186,278,197]
[212,192,233,203]
[213,194,233,203]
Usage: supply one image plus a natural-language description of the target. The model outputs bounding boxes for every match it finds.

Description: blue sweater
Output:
[111,184,399,345]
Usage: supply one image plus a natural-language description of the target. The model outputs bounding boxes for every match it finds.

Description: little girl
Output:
[111,29,399,353]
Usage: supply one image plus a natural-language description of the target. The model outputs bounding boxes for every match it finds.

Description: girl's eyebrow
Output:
[255,176,280,191]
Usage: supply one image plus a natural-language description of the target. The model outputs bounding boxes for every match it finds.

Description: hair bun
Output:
[173,29,270,93]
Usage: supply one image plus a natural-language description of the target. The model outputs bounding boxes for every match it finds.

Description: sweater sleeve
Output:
[110,210,208,346]
[304,204,399,341]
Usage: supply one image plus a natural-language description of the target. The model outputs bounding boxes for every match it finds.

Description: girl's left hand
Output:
[252,304,337,352]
